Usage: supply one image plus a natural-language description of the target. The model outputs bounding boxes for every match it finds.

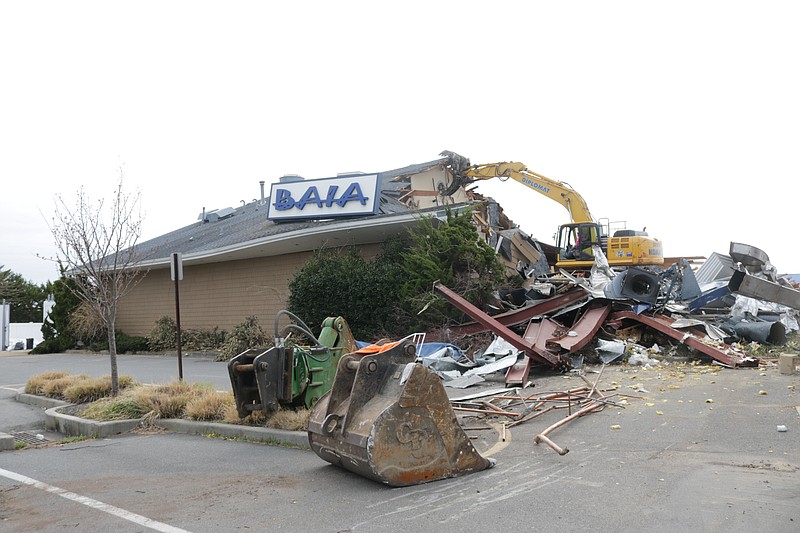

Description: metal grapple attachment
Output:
[307,340,495,487]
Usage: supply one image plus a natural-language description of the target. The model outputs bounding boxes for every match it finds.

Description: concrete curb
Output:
[157,419,309,448]
[15,391,308,448]
[15,391,70,409]
[44,405,143,439]
[0,433,14,451]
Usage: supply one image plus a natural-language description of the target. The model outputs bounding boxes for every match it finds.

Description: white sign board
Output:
[170,252,183,281]
[267,174,381,221]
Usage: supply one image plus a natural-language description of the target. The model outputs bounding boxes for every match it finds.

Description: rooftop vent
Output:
[279,174,304,183]
[198,207,235,223]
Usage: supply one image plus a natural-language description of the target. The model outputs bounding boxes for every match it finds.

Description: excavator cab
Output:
[556,223,603,267]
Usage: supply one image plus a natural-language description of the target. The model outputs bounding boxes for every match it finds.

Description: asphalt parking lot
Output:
[1,351,798,532]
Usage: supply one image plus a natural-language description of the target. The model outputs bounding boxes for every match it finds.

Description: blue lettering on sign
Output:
[521,177,549,194]
[273,183,370,211]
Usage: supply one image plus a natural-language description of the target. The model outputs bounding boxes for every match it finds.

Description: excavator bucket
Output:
[307,340,495,487]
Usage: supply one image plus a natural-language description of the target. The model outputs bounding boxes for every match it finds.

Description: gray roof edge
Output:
[133,207,456,269]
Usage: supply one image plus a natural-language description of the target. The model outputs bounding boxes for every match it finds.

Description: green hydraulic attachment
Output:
[228,314,358,417]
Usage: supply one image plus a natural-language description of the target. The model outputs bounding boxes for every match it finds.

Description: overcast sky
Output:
[2,1,798,285]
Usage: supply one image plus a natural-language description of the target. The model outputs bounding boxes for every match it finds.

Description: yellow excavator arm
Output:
[459,161,595,224]
[441,151,664,268]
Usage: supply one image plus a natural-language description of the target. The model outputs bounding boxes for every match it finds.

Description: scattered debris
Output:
[400,241,798,457]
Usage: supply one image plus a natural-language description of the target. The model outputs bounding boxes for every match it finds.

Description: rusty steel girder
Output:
[607,311,759,368]
[447,287,590,336]
[433,282,610,372]
[433,281,563,367]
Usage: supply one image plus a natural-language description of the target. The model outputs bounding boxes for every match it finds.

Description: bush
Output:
[287,239,405,340]
[91,331,149,354]
[183,326,226,352]
[116,333,149,354]
[25,371,308,430]
[148,316,226,352]
[131,380,205,419]
[42,374,89,399]
[216,316,271,362]
[30,336,75,354]
[147,316,176,351]
[397,208,505,332]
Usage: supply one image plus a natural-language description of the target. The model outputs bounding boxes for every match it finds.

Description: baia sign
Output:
[267,174,381,221]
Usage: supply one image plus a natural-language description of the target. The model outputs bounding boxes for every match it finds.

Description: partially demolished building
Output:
[115,155,540,336]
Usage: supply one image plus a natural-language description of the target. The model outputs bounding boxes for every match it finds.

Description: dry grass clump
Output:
[265,407,310,432]
[221,403,269,426]
[132,380,212,419]
[25,371,134,402]
[24,371,71,395]
[42,374,90,399]
[62,375,136,403]
[81,392,148,421]
[184,389,234,421]
[25,371,310,431]
[220,404,309,431]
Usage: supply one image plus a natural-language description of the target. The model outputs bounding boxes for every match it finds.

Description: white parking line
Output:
[0,468,191,533]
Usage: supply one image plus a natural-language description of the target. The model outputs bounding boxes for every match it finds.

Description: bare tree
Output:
[48,176,145,395]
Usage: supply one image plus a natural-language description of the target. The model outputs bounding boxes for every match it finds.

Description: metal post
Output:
[171,253,184,380]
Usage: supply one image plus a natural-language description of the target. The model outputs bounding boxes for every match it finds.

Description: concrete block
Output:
[778,353,798,375]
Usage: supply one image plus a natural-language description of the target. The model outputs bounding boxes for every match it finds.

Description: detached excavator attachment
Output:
[228,313,358,417]
[307,340,495,487]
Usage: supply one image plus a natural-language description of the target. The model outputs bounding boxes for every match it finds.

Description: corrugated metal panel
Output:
[694,252,735,285]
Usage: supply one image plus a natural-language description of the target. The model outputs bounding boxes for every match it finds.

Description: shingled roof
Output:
[134,157,459,269]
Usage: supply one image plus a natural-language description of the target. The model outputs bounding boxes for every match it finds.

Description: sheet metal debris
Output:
[425,240,800,391]
[406,241,797,456]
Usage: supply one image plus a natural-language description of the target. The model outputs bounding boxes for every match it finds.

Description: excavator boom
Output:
[441,151,663,268]
[462,161,595,224]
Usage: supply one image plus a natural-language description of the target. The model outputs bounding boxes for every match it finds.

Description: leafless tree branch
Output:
[47,172,147,395]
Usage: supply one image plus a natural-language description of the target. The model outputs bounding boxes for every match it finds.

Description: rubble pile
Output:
[409,241,798,455]
[421,241,798,381]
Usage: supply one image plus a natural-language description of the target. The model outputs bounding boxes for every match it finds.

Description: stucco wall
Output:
[116,244,381,337]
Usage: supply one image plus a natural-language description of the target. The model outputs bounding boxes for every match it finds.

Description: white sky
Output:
[2,1,798,285]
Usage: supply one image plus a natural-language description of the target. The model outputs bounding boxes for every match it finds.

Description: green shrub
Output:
[148,316,226,352]
[147,316,176,351]
[216,316,271,362]
[287,209,507,338]
[90,331,149,354]
[183,326,226,352]
[30,336,75,354]
[116,333,149,354]
[287,239,405,340]
[397,208,505,331]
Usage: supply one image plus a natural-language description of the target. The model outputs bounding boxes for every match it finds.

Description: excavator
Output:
[441,151,664,269]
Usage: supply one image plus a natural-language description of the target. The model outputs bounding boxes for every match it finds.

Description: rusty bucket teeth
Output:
[307,340,495,487]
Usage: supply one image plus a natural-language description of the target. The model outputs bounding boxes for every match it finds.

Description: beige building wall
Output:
[117,244,382,337]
